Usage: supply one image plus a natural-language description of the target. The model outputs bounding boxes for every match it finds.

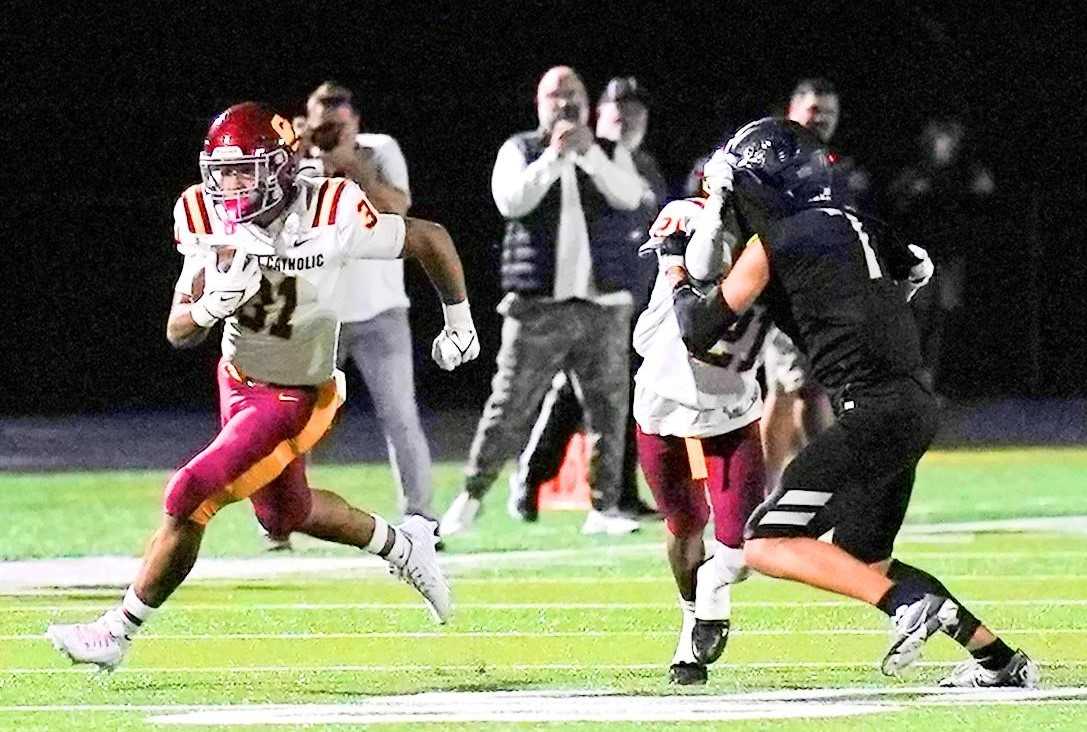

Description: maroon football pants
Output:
[636,422,765,547]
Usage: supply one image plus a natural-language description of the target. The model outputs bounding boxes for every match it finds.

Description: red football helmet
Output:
[199,102,300,224]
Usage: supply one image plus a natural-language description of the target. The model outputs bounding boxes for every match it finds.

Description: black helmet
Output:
[723,117,850,218]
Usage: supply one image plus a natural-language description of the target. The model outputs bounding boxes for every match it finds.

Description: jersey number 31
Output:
[237,277,298,339]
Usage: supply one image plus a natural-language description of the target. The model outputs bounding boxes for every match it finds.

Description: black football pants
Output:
[746,377,939,563]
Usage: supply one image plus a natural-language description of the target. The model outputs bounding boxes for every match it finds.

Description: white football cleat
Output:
[581,509,640,536]
[882,593,959,675]
[47,610,130,671]
[390,515,451,623]
[439,491,481,537]
[938,649,1040,688]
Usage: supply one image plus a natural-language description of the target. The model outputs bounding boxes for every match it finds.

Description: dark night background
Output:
[2,2,1084,417]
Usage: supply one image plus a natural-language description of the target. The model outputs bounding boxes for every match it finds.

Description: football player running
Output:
[47,102,479,670]
[667,120,1037,688]
[634,153,768,685]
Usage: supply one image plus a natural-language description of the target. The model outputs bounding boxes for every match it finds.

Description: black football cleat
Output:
[692,619,730,665]
[668,662,708,686]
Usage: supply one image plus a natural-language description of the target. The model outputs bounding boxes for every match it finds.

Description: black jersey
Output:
[757,207,924,392]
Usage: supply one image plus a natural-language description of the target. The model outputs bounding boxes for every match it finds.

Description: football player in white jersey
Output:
[633,154,769,684]
[47,102,479,671]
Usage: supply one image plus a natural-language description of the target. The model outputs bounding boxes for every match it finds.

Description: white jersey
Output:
[304,134,413,323]
[172,177,405,386]
[632,197,769,438]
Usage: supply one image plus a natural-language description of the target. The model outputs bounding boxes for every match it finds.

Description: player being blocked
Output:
[47,102,480,671]
[632,154,768,685]
[670,121,1037,688]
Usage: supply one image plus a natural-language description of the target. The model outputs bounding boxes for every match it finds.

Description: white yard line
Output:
[8,661,1087,675]
[2,686,1087,726]
[8,598,1087,612]
[2,573,1084,596]
[902,516,1087,535]
[0,544,663,590]
[4,627,1084,642]
[4,514,1087,591]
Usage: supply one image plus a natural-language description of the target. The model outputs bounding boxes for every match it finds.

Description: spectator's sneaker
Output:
[439,491,481,537]
[938,650,1040,688]
[389,516,451,623]
[668,661,708,685]
[882,593,959,675]
[47,610,130,671]
[581,509,640,536]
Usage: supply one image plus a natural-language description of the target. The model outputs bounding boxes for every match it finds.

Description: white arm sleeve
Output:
[491,137,564,218]
[684,194,736,281]
[574,144,647,211]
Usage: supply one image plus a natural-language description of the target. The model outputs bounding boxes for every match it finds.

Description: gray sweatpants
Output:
[464,295,632,511]
[338,307,434,518]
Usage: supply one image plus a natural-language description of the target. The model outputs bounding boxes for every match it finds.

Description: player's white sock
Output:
[114,586,155,638]
[695,544,748,621]
[365,515,410,567]
[713,544,750,584]
[671,598,698,665]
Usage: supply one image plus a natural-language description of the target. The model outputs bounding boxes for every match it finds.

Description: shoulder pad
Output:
[306,177,354,228]
[177,184,213,235]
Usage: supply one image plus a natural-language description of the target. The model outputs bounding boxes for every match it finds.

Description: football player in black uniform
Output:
[666,118,1037,687]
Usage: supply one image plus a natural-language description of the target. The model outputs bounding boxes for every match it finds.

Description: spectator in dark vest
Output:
[440,66,648,537]
[507,76,667,524]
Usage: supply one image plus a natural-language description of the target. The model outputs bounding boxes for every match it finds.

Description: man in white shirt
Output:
[441,66,648,537]
[508,77,667,523]
[299,82,437,523]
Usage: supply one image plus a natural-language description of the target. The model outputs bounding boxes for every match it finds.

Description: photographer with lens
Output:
[250,81,439,549]
[441,66,649,538]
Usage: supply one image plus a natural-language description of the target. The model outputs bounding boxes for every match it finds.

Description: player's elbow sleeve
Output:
[673,284,737,354]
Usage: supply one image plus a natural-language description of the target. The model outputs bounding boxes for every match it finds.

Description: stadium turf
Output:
[1,447,1085,730]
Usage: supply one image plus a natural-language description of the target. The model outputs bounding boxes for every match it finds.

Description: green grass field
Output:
[1,447,1086,730]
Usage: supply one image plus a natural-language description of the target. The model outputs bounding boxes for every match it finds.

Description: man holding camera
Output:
[441,66,648,537]
[507,76,667,524]
[287,82,437,529]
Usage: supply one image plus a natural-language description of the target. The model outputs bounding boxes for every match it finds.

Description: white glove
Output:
[431,300,480,371]
[701,148,735,196]
[905,244,934,302]
[190,250,262,327]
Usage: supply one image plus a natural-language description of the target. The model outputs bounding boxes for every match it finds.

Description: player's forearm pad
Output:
[672,281,738,354]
